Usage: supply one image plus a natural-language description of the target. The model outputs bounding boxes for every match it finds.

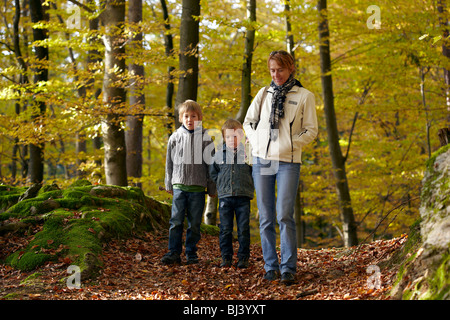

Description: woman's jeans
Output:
[168,189,205,258]
[252,157,300,274]
[218,196,251,260]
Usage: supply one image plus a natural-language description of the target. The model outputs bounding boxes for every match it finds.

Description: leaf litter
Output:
[0,230,407,300]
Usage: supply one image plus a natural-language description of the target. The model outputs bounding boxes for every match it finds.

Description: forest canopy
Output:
[0,0,448,247]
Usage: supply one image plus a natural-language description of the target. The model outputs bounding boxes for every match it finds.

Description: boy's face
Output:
[182,110,201,131]
[224,129,243,149]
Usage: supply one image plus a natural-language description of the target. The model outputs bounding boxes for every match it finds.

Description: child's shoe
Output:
[161,251,181,265]
[186,254,199,265]
[237,257,249,268]
[220,256,232,267]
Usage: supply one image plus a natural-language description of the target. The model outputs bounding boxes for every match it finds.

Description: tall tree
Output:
[12,0,29,182]
[126,0,145,187]
[318,0,357,247]
[284,0,295,59]
[101,0,128,186]
[28,0,49,183]
[67,0,102,179]
[236,0,256,123]
[438,0,450,126]
[160,0,175,135]
[174,0,200,127]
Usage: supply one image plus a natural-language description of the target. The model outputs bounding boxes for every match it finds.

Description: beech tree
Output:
[12,0,29,182]
[0,0,447,248]
[174,0,200,127]
[236,0,256,124]
[126,0,145,187]
[318,0,357,247]
[28,0,49,183]
[101,0,128,186]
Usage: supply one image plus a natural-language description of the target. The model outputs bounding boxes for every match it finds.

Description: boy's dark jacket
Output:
[209,143,254,199]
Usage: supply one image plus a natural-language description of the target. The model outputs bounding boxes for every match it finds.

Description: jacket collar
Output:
[221,143,245,157]
[178,124,204,134]
[267,84,301,94]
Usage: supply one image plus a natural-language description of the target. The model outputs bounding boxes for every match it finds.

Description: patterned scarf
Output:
[269,74,303,141]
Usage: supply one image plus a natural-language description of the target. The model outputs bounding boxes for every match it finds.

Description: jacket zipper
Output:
[290,119,295,163]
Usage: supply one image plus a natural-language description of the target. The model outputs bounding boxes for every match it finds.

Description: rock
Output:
[18,183,42,202]
[30,198,61,215]
[391,146,450,300]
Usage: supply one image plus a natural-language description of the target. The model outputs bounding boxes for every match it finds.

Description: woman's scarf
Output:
[269,74,303,141]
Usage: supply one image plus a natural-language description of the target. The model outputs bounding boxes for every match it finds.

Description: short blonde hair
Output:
[178,100,203,122]
[221,118,243,138]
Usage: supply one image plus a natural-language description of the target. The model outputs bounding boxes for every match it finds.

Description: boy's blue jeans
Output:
[168,189,205,258]
[218,196,251,260]
[252,157,300,275]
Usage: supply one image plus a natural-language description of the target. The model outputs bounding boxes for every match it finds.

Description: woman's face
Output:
[269,59,293,86]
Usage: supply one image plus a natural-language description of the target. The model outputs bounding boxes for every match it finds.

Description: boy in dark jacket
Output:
[210,119,254,268]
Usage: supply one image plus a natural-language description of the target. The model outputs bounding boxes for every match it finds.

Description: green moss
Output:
[20,272,42,284]
[425,144,450,172]
[2,292,20,300]
[201,223,220,236]
[386,219,422,292]
[392,146,450,300]
[421,145,450,206]
[0,185,27,217]
[1,181,171,276]
[69,179,92,188]
[424,252,450,300]
[7,252,55,271]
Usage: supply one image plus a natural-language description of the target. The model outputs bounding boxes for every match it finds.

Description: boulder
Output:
[391,146,449,300]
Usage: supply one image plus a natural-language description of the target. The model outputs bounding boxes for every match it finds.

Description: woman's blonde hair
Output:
[178,99,203,122]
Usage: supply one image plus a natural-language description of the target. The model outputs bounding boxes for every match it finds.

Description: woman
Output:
[243,50,318,284]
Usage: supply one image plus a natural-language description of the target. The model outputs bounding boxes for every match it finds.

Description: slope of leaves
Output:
[0,229,406,300]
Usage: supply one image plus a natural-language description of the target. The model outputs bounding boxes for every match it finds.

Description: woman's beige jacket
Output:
[243,85,318,163]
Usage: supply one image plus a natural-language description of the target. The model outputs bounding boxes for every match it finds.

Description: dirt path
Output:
[1,231,405,300]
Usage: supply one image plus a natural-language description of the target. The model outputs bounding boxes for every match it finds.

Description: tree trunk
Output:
[126,0,144,188]
[285,0,295,59]
[437,0,450,125]
[204,195,218,225]
[174,0,200,127]
[236,0,256,124]
[101,0,128,186]
[29,0,49,184]
[73,0,102,179]
[318,0,357,247]
[160,0,175,136]
[87,6,103,174]
[12,0,29,183]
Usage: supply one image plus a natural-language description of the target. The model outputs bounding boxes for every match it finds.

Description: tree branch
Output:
[68,0,95,13]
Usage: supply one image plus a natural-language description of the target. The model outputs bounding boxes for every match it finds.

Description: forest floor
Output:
[0,230,406,301]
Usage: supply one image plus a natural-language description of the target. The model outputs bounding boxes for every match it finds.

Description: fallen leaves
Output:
[0,230,407,300]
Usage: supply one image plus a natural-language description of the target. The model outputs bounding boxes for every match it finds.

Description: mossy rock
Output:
[390,146,450,300]
[0,185,28,213]
[0,181,171,279]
